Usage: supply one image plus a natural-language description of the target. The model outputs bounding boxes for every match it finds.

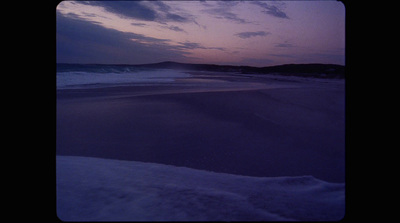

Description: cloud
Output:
[235,31,270,39]
[275,41,294,48]
[177,42,203,50]
[215,10,248,24]
[83,1,193,24]
[148,1,192,23]
[176,41,225,51]
[166,25,185,32]
[251,2,289,19]
[83,1,157,21]
[131,23,147,27]
[164,12,190,23]
[201,2,251,24]
[56,12,190,64]
[56,12,225,64]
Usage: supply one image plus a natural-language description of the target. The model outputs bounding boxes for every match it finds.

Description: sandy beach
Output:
[56,72,345,183]
[56,1,346,219]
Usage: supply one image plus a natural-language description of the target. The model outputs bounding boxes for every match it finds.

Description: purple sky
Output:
[56,1,345,67]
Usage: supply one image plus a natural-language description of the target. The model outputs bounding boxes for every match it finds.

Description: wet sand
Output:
[56,74,345,182]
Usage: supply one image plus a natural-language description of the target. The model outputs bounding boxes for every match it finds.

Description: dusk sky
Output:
[56,0,345,67]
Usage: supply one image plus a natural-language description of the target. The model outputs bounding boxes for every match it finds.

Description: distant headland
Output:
[57,61,345,78]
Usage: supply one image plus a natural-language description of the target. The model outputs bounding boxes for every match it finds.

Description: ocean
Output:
[56,64,192,89]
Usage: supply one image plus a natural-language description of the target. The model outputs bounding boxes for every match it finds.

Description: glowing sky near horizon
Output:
[56,0,345,67]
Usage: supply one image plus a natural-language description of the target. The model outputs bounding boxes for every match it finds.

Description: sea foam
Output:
[56,69,192,89]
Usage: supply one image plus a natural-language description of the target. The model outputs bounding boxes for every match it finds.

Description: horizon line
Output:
[56,61,345,68]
